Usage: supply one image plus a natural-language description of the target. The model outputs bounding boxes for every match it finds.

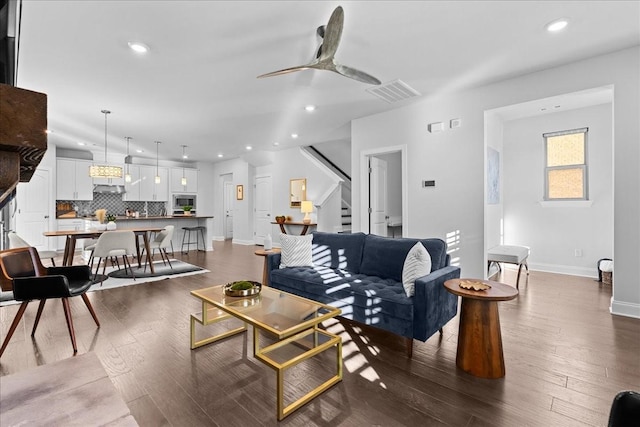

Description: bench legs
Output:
[488,260,529,289]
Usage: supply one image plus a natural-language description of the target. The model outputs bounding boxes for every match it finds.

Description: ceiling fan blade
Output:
[257,65,311,79]
[334,63,382,85]
[318,6,343,61]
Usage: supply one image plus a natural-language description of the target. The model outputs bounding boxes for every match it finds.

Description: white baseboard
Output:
[527,262,597,279]
[610,298,640,319]
[232,238,255,245]
[212,236,226,241]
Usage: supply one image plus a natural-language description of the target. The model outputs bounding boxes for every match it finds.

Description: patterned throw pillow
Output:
[279,234,314,268]
[402,242,432,297]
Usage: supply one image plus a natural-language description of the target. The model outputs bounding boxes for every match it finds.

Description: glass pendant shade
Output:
[124,136,132,183]
[89,109,123,178]
[181,145,188,186]
[154,141,161,184]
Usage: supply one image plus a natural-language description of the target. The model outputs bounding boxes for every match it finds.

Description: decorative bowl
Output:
[224,280,262,297]
[459,280,491,291]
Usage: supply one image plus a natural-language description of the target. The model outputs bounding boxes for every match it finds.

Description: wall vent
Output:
[366,79,421,103]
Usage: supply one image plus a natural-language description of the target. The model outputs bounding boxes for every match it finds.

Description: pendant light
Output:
[154,141,161,184]
[89,110,123,178]
[124,136,132,183]
[181,145,188,186]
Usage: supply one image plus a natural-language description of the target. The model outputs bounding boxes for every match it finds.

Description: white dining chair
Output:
[8,231,58,266]
[142,225,174,272]
[90,231,137,282]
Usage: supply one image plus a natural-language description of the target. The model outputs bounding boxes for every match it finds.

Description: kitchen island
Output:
[53,215,214,254]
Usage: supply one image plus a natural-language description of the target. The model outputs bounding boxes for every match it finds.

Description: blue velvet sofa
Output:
[266,232,460,357]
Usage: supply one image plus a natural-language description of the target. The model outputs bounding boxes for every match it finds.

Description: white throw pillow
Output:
[279,234,314,268]
[402,242,432,297]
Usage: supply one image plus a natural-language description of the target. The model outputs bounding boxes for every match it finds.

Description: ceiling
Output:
[16,1,640,164]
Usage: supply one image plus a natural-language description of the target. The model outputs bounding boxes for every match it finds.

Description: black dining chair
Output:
[0,247,100,356]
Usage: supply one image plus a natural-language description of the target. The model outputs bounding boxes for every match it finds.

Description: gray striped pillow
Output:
[279,234,314,268]
[402,242,432,297]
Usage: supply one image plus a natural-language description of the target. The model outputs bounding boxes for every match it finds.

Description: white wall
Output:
[485,111,504,275]
[352,47,639,318]
[502,103,613,277]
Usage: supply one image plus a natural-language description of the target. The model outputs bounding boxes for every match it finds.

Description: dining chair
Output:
[0,247,100,356]
[8,231,57,266]
[608,390,640,427]
[90,230,137,282]
[142,225,174,272]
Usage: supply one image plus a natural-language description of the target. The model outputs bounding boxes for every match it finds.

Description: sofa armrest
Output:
[265,252,282,285]
[412,265,460,341]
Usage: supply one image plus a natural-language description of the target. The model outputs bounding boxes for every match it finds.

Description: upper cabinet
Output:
[170,167,198,193]
[92,165,125,186]
[56,159,93,200]
[122,165,141,201]
[138,165,169,201]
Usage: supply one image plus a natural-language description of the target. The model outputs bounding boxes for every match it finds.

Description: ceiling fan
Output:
[257,6,381,85]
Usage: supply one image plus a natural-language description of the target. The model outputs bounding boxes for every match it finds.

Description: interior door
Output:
[16,168,52,250]
[254,175,272,245]
[223,180,234,240]
[369,156,388,236]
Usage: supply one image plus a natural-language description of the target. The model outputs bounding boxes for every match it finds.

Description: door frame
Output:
[16,166,55,251]
[360,145,407,236]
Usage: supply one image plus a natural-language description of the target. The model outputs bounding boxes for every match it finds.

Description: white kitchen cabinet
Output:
[139,165,169,201]
[92,165,125,186]
[56,159,94,200]
[170,167,198,193]
[123,165,142,201]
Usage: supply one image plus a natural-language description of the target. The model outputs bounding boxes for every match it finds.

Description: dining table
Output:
[44,226,164,274]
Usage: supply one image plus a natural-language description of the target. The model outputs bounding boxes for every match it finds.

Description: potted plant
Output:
[106,214,117,230]
[182,205,193,216]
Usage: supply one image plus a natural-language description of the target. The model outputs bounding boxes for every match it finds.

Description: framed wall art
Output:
[236,184,244,200]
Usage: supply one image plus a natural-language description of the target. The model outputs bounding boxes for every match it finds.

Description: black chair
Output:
[0,247,100,356]
[608,390,640,427]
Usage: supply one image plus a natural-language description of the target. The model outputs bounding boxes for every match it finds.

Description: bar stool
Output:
[181,226,206,253]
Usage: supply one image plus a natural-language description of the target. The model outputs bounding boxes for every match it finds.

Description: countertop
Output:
[56,214,213,220]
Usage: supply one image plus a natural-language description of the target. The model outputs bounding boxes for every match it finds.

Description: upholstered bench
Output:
[487,245,529,289]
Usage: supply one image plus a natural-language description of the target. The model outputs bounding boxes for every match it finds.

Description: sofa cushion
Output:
[402,242,432,297]
[311,232,366,273]
[270,266,414,322]
[279,234,313,268]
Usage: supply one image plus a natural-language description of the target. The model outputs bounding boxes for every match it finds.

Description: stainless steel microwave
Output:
[173,194,196,210]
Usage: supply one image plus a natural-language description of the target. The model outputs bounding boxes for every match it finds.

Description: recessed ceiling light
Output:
[291,133,298,139]
[45,129,52,134]
[136,149,143,153]
[546,19,568,33]
[77,142,85,146]
[273,142,279,146]
[305,105,316,112]
[182,154,188,159]
[246,146,252,150]
[128,41,149,53]
[218,154,223,158]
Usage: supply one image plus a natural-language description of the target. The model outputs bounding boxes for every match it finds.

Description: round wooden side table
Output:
[444,278,518,379]
[254,248,280,286]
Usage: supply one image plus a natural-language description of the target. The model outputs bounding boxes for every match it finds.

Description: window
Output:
[544,127,588,200]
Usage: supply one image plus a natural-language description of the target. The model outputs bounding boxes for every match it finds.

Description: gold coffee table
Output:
[190,285,342,420]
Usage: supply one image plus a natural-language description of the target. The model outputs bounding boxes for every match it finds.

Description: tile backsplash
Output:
[58,193,167,217]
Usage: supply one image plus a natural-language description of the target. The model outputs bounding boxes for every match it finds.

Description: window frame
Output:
[543,127,589,201]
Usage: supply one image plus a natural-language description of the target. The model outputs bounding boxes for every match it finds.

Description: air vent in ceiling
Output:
[366,79,421,103]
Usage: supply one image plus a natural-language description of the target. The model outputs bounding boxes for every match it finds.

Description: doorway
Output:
[16,168,53,251]
[222,177,234,240]
[254,175,272,245]
[360,146,407,237]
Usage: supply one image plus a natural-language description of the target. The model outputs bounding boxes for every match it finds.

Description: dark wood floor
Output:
[1,241,638,426]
